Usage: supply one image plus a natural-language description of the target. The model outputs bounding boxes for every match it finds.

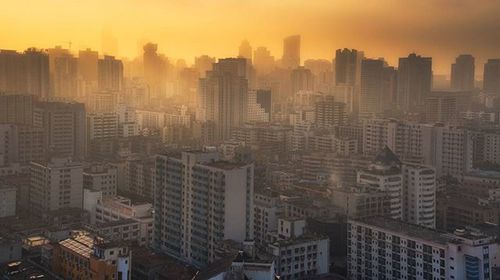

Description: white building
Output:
[254,189,284,244]
[268,218,330,279]
[402,164,436,228]
[0,184,16,217]
[348,217,498,280]
[154,149,254,267]
[29,157,83,213]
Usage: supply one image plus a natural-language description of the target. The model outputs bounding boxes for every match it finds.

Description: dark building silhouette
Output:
[484,59,500,95]
[451,54,475,91]
[282,35,301,69]
[397,53,432,111]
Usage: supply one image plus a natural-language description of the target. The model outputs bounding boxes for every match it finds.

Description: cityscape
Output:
[1,1,500,279]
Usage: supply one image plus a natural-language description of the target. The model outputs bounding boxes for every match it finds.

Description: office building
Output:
[154,149,254,267]
[48,46,78,100]
[0,93,35,125]
[397,53,432,111]
[451,54,475,91]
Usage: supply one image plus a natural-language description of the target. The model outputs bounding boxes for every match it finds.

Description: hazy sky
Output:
[1,0,499,75]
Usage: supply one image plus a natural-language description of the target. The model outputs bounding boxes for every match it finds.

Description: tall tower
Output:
[98,55,123,91]
[360,59,384,116]
[282,35,301,69]
[154,150,254,267]
[397,53,432,111]
[451,54,475,91]
[484,59,500,95]
[198,58,248,141]
[238,40,253,62]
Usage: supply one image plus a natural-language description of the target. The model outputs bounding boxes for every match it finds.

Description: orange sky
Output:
[1,0,499,75]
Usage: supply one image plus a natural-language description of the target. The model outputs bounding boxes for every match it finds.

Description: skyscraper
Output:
[154,149,254,267]
[484,59,500,95]
[98,55,123,91]
[253,47,275,76]
[198,58,248,141]
[281,35,301,69]
[335,48,363,87]
[194,55,216,78]
[238,40,252,62]
[451,54,475,91]
[335,49,363,114]
[143,43,167,98]
[0,49,49,98]
[360,59,384,116]
[397,53,432,111]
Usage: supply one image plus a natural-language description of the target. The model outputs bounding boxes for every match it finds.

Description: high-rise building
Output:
[238,40,252,62]
[291,66,314,95]
[48,46,78,100]
[86,112,118,143]
[304,59,333,93]
[154,150,254,267]
[348,217,497,280]
[143,43,168,98]
[483,59,500,95]
[451,54,475,91]
[0,94,35,125]
[0,49,49,98]
[402,164,436,228]
[335,49,363,87]
[29,157,83,213]
[198,58,248,141]
[281,35,301,69]
[98,55,123,91]
[253,47,275,76]
[335,49,364,114]
[381,66,398,110]
[247,89,272,122]
[34,101,86,161]
[397,53,432,111]
[314,95,347,129]
[194,55,216,78]
[0,124,44,164]
[360,59,385,116]
[78,49,99,85]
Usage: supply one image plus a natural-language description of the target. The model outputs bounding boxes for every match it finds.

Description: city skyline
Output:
[2,0,500,75]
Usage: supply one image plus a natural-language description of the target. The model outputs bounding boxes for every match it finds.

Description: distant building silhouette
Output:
[451,54,475,91]
[484,59,500,95]
[397,53,432,111]
[281,35,301,69]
